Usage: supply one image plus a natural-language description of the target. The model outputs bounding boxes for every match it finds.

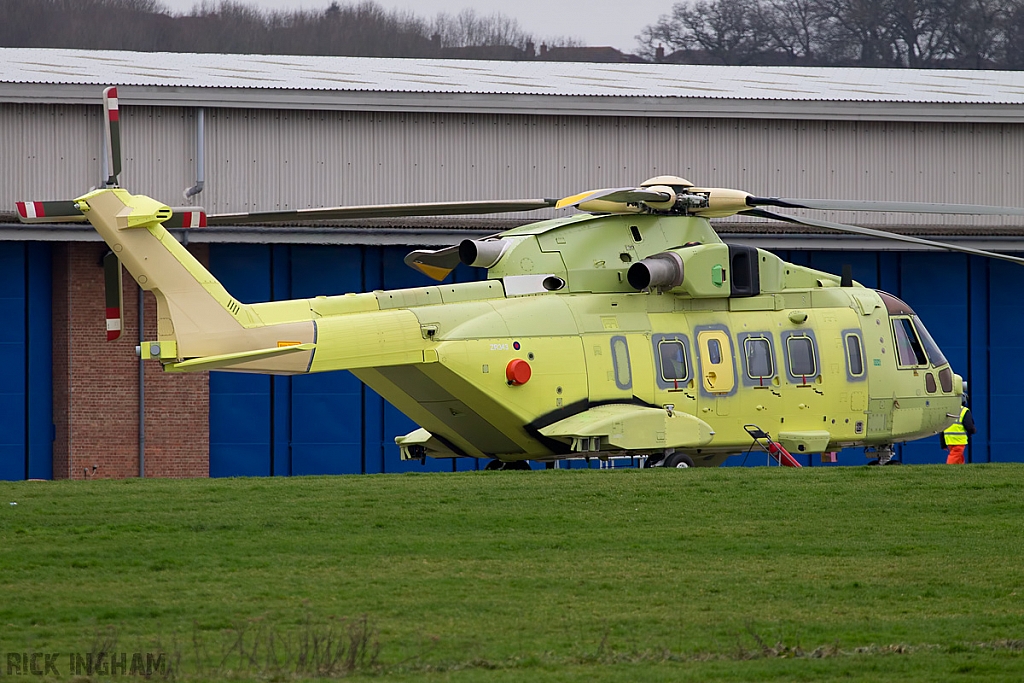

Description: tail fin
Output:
[76,188,314,364]
[77,188,239,352]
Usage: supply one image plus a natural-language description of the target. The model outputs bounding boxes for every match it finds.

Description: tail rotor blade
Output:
[103,86,121,187]
[102,250,123,342]
[164,208,208,229]
[15,201,205,228]
[16,200,86,223]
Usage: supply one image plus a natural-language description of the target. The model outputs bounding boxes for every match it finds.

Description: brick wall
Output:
[52,242,209,479]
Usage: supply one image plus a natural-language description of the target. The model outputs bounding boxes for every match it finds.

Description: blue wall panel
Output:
[0,243,51,481]
[289,246,365,475]
[27,244,52,479]
[985,259,1024,462]
[967,256,990,463]
[0,244,27,481]
[208,244,273,477]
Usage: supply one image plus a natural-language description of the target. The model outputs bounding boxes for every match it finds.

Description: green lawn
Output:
[1,465,1022,681]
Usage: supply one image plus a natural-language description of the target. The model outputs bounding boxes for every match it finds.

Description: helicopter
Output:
[17,88,1024,469]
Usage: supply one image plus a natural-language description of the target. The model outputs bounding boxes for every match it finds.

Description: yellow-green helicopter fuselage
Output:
[77,188,962,466]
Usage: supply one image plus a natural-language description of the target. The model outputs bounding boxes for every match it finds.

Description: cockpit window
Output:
[913,316,947,367]
[893,317,927,367]
[845,334,864,377]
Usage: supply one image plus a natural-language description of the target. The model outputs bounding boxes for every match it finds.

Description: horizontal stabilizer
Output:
[165,343,314,372]
[539,404,714,451]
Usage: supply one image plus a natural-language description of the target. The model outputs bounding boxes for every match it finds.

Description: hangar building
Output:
[2,47,1023,479]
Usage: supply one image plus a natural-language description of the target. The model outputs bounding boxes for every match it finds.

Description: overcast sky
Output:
[156,0,673,52]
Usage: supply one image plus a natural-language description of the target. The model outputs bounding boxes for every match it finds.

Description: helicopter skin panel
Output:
[309,308,432,372]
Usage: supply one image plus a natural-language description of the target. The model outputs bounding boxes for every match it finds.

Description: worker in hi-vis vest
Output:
[941,395,976,464]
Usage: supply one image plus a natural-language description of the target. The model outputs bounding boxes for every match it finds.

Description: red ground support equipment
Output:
[744,424,802,467]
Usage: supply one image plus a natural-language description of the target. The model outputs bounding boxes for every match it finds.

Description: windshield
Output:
[913,316,948,367]
[893,317,927,367]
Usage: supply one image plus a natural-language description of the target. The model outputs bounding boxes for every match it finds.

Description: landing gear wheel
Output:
[866,459,880,466]
[484,459,504,471]
[884,459,903,466]
[663,453,695,468]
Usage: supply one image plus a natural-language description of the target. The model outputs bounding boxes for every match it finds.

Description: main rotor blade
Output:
[742,208,1024,266]
[103,86,121,187]
[207,199,557,226]
[748,196,1024,216]
[403,244,463,281]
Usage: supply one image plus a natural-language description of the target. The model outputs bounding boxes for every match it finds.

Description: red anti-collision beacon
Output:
[505,359,532,385]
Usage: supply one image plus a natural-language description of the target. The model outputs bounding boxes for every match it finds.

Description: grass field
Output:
[1,465,1023,681]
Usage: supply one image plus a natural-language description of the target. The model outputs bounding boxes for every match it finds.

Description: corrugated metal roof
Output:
[4,47,1024,104]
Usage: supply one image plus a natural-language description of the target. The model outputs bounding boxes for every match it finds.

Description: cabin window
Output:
[787,335,816,378]
[744,337,774,379]
[610,336,632,390]
[845,334,864,377]
[913,316,947,366]
[658,340,688,381]
[893,317,927,367]
[707,338,722,364]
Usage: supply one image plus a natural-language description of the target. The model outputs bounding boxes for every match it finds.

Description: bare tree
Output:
[430,9,533,49]
[0,0,582,60]
[637,0,1024,68]
[638,0,775,63]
